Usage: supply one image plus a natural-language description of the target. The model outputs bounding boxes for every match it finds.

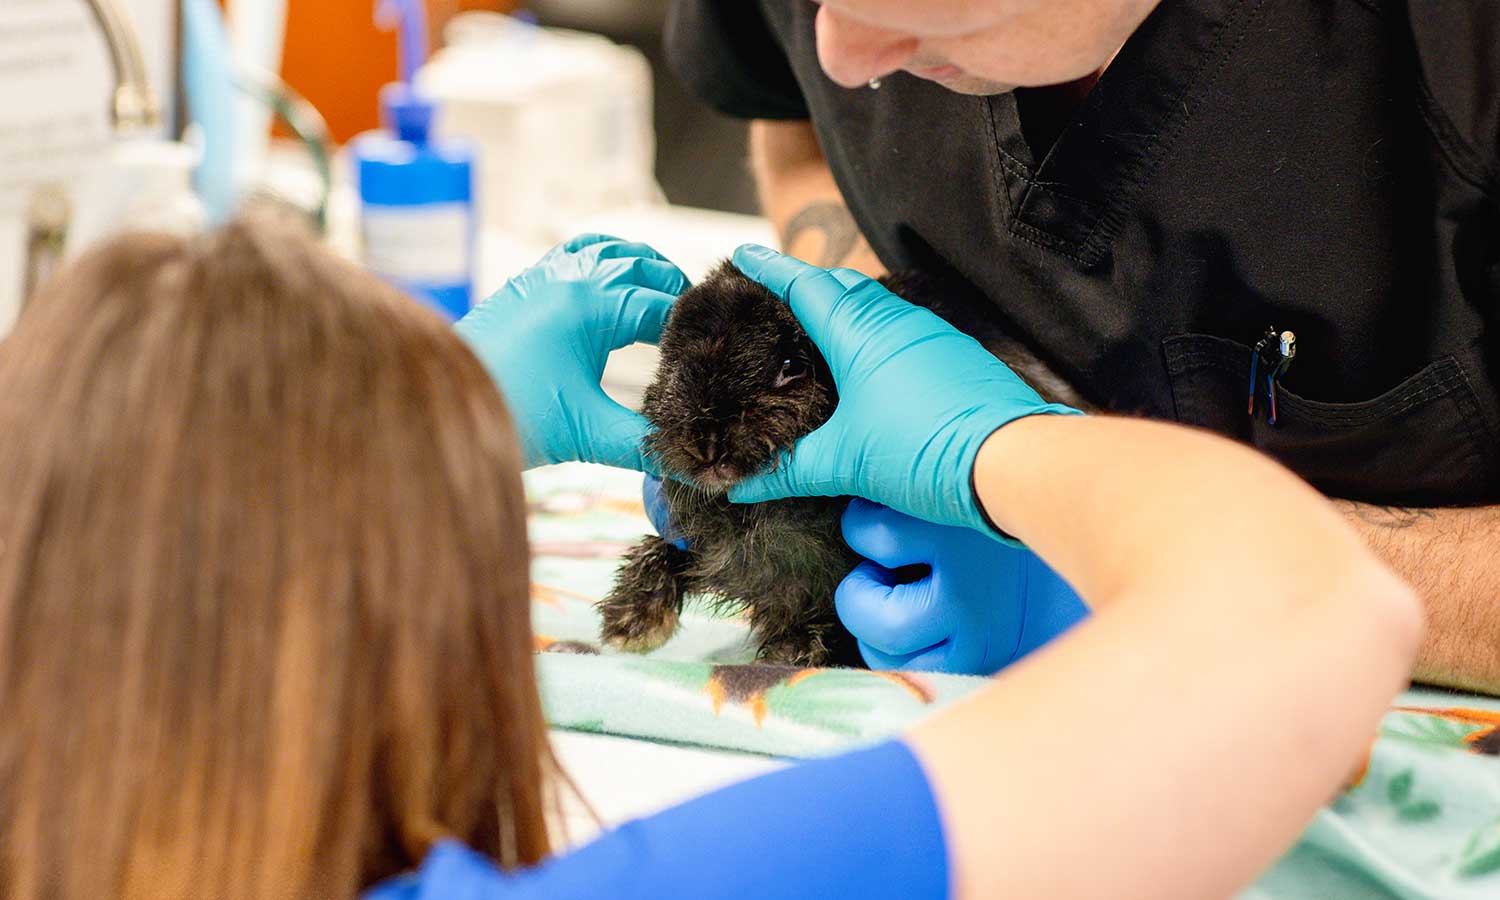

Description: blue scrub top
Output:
[363,740,948,900]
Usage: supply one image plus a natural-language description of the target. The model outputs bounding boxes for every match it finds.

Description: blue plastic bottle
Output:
[350,0,476,320]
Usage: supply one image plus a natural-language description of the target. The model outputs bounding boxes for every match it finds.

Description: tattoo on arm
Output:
[1335,500,1438,530]
[782,201,866,267]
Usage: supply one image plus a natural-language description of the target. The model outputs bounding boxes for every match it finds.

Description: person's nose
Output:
[814,5,918,88]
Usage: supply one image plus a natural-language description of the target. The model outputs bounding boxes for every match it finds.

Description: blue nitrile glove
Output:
[642,474,690,550]
[725,245,1083,536]
[456,234,689,471]
[837,499,1089,675]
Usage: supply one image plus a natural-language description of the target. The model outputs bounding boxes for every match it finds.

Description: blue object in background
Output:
[181,0,238,224]
[350,0,476,320]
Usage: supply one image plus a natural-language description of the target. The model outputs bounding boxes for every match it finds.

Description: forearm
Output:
[749,120,885,276]
[1337,501,1500,694]
[971,416,1396,615]
[910,416,1421,900]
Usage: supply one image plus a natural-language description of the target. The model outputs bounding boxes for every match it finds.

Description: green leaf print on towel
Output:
[1383,768,1444,823]
[1458,819,1500,878]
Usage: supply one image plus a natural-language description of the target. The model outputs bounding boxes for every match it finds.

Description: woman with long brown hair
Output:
[0,217,559,899]
[0,218,1419,900]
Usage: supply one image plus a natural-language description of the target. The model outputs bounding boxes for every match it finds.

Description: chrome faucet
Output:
[22,0,160,308]
[85,0,162,133]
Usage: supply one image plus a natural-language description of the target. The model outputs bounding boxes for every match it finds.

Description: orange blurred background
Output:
[278,0,517,143]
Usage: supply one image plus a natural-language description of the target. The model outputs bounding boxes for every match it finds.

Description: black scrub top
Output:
[666,0,1500,507]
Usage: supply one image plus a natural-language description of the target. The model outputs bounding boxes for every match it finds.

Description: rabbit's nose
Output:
[685,432,721,466]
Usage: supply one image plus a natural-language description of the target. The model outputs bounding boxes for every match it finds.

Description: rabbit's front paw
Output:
[599,536,691,653]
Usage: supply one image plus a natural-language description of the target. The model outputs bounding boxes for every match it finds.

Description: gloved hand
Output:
[456,234,689,471]
[725,245,1083,536]
[837,499,1089,675]
[642,474,690,550]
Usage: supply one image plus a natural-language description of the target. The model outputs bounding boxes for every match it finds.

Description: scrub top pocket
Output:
[1162,334,1500,506]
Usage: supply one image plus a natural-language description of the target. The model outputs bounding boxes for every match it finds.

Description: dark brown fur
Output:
[598,262,1086,666]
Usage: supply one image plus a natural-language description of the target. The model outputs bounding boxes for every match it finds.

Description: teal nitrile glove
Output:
[837,499,1089,675]
[456,234,689,471]
[725,245,1083,536]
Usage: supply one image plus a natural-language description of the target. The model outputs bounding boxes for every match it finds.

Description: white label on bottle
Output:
[361,203,471,284]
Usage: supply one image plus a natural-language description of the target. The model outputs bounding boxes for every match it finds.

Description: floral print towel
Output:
[526,463,1500,898]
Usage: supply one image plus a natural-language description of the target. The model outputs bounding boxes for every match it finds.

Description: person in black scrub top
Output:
[665,0,1500,693]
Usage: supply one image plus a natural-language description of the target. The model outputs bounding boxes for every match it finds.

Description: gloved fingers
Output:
[897,643,961,672]
[826,270,974,366]
[599,255,690,301]
[556,232,627,254]
[835,561,953,656]
[642,474,669,527]
[588,239,682,266]
[731,245,864,375]
[825,266,927,327]
[1013,552,1090,653]
[840,498,939,568]
[857,641,919,671]
[724,460,802,504]
[724,428,840,504]
[513,428,550,471]
[501,395,557,470]
[548,236,690,295]
[577,398,658,473]
[602,287,676,349]
[641,474,691,550]
[827,267,871,289]
[858,639,952,672]
[944,627,1007,677]
[640,474,674,532]
[452,298,501,349]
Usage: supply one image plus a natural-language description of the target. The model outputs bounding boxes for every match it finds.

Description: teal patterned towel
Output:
[526,463,1500,898]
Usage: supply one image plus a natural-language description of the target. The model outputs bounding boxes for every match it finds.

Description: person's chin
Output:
[941,76,1016,96]
[906,65,1013,96]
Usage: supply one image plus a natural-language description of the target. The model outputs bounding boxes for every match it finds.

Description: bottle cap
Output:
[374,0,433,143]
[380,82,435,145]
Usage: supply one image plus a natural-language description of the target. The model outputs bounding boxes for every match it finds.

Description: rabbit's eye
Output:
[774,357,809,389]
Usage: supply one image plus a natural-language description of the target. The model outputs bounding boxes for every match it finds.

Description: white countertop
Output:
[549,730,784,847]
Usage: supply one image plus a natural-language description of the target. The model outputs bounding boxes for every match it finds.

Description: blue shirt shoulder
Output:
[364,739,947,900]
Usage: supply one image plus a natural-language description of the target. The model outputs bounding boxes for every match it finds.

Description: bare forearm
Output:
[1337,501,1500,694]
[911,416,1421,900]
[749,120,885,276]
[972,416,1409,628]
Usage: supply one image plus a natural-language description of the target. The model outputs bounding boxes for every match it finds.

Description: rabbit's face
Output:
[642,263,836,493]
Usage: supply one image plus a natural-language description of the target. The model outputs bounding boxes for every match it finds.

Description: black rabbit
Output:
[597,262,1087,666]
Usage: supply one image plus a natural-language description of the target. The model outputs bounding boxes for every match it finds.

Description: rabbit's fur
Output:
[598,262,1086,666]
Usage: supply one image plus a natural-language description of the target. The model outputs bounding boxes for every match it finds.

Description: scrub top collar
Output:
[991,0,1248,265]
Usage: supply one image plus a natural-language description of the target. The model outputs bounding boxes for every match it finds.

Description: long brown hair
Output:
[0,216,558,900]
